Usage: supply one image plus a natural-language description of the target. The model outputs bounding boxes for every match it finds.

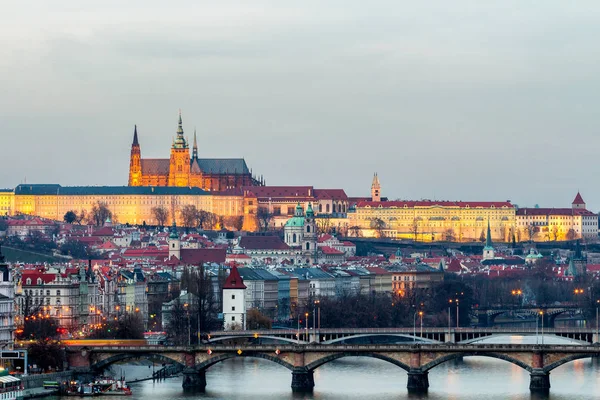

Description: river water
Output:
[54,335,600,400]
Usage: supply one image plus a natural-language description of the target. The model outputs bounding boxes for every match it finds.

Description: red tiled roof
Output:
[356,200,513,209]
[239,236,290,250]
[516,208,597,216]
[223,265,246,289]
[22,272,56,285]
[572,192,585,205]
[179,248,226,264]
[313,189,348,200]
[446,258,462,272]
[320,246,344,255]
[318,234,334,243]
[141,159,170,175]
[242,186,313,199]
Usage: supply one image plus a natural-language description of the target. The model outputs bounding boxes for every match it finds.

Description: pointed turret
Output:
[572,192,586,209]
[223,265,246,289]
[132,125,139,146]
[371,172,381,202]
[192,128,198,160]
[306,202,314,218]
[294,202,304,217]
[483,219,495,260]
[173,110,188,149]
[128,125,142,186]
[566,257,578,277]
[485,219,493,249]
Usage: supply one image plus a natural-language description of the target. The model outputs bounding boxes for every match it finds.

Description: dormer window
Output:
[26,278,31,285]
[37,278,42,285]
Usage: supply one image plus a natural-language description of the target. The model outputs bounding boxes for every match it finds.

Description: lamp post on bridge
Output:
[596,300,599,343]
[419,311,424,337]
[305,312,309,340]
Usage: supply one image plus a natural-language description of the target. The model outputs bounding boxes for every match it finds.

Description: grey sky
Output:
[1,1,599,209]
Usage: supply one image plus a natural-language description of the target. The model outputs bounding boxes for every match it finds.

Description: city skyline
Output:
[2,1,599,210]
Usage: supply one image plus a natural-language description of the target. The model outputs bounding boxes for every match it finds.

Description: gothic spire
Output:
[192,128,198,159]
[485,219,493,248]
[132,125,139,146]
[177,110,184,137]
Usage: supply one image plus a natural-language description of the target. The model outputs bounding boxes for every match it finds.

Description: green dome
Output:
[285,216,305,227]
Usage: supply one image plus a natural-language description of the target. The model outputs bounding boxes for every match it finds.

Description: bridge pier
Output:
[291,368,314,392]
[406,369,429,392]
[182,368,206,391]
[529,370,550,392]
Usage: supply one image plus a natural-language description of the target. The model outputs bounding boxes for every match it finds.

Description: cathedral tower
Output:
[168,111,191,187]
[371,173,381,202]
[128,125,142,186]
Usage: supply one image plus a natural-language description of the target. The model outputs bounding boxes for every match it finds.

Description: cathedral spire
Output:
[485,219,493,249]
[132,125,139,146]
[192,127,198,159]
[173,110,188,149]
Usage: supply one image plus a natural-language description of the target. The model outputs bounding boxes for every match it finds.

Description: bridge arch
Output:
[324,334,439,345]
[421,352,533,373]
[195,352,295,372]
[543,353,596,373]
[460,334,589,346]
[305,352,411,372]
[91,352,185,371]
[207,335,305,345]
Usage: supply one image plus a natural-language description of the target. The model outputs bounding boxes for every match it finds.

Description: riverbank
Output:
[22,387,59,399]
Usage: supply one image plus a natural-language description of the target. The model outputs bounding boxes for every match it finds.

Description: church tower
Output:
[371,173,381,202]
[128,125,142,186]
[483,219,495,260]
[222,265,247,330]
[168,111,191,187]
[168,221,181,260]
[302,203,318,264]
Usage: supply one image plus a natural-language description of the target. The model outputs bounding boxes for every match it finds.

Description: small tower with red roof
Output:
[222,265,247,330]
[572,192,586,210]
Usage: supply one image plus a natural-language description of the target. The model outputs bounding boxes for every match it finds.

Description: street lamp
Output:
[314,300,321,329]
[305,312,309,339]
[419,311,424,337]
[184,303,190,347]
[455,299,460,328]
[596,300,600,343]
[539,311,544,345]
[511,289,523,307]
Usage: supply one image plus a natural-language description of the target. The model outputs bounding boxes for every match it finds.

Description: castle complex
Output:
[128,112,261,191]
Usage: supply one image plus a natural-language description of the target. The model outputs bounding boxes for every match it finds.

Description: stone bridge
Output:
[207,327,598,346]
[65,343,600,393]
[476,306,582,327]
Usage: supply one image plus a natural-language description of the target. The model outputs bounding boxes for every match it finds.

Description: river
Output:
[53,335,600,400]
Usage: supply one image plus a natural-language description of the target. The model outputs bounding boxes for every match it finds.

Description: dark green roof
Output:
[0,189,12,193]
[14,184,208,196]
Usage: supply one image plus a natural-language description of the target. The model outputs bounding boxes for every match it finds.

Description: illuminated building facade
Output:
[6,184,244,226]
[128,112,262,191]
[515,192,598,241]
[349,175,516,242]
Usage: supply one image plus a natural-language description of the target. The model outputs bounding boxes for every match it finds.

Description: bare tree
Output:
[349,226,362,237]
[411,219,419,241]
[75,210,87,225]
[526,223,536,242]
[370,218,386,238]
[89,201,112,226]
[551,225,559,241]
[316,216,331,235]
[180,205,199,228]
[151,206,169,227]
[256,207,274,232]
[204,212,218,230]
[566,228,577,241]
[444,228,455,242]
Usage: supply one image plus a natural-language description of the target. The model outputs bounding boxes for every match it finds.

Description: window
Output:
[232,306,236,311]
[307,226,311,233]
[293,233,297,243]
[26,278,31,285]
[232,316,235,321]
[57,290,61,296]
[46,290,50,296]
[232,294,235,299]
[306,243,310,250]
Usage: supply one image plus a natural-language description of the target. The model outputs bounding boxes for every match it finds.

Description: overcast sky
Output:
[1,1,599,209]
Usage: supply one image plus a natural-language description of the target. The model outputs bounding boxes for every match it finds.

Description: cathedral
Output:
[128,112,262,191]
